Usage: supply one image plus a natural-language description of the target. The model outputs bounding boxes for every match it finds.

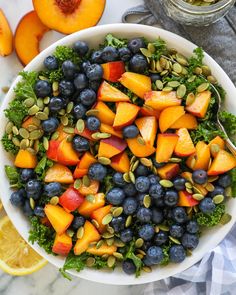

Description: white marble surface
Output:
[0,0,150,294]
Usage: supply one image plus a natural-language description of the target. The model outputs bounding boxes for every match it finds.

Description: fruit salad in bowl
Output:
[1,24,236,285]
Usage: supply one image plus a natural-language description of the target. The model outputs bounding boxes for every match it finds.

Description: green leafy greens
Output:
[125,241,143,277]
[195,203,225,227]
[4,165,22,188]
[104,34,127,48]
[53,46,81,65]
[1,133,19,155]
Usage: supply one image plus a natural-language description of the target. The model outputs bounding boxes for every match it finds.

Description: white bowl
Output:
[0,24,236,285]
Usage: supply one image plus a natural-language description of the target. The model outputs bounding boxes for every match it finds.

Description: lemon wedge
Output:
[0,215,47,275]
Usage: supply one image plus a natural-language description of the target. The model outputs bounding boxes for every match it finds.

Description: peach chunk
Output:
[139,106,161,119]
[100,123,123,138]
[98,136,127,158]
[186,90,211,118]
[87,244,117,256]
[208,136,225,157]
[59,187,84,212]
[14,11,49,65]
[78,193,105,217]
[174,128,196,157]
[94,101,116,125]
[159,106,185,133]
[155,134,179,163]
[73,152,96,179]
[77,180,100,195]
[98,81,130,102]
[135,116,158,147]
[90,205,112,233]
[169,113,198,130]
[14,149,37,169]
[0,9,13,56]
[186,141,210,171]
[178,191,199,207]
[44,163,74,184]
[208,150,236,175]
[110,151,130,173]
[52,233,72,256]
[127,137,155,158]
[102,61,125,82]
[57,139,80,166]
[113,102,140,130]
[144,91,181,111]
[33,0,106,34]
[157,163,180,180]
[119,72,151,99]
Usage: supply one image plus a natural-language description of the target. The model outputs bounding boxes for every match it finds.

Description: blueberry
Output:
[152,208,164,224]
[209,186,225,198]
[163,207,172,219]
[123,183,137,197]
[82,61,91,72]
[181,233,199,250]
[86,64,103,81]
[137,193,146,206]
[120,228,133,243]
[173,177,186,191]
[42,117,59,133]
[88,163,107,181]
[149,184,164,200]
[23,201,34,216]
[169,224,184,238]
[89,80,102,92]
[142,241,152,253]
[34,80,51,98]
[169,245,186,263]
[72,135,90,152]
[44,56,58,70]
[146,246,164,265]
[123,197,138,215]
[128,38,146,54]
[49,97,65,112]
[136,207,152,223]
[62,60,76,80]
[34,206,45,218]
[106,187,125,205]
[73,40,89,56]
[101,46,119,62]
[44,182,62,197]
[150,73,161,83]
[79,89,96,107]
[20,169,35,183]
[218,174,231,188]
[59,80,75,97]
[155,231,168,246]
[86,116,101,131]
[129,54,148,73]
[148,174,160,185]
[122,260,136,275]
[110,216,125,233]
[10,189,25,207]
[122,125,139,139]
[25,180,42,200]
[74,73,88,91]
[113,172,126,187]
[73,104,87,119]
[118,47,132,62]
[135,164,149,177]
[138,224,155,241]
[199,197,216,214]
[192,170,208,184]
[72,215,85,230]
[164,190,179,207]
[154,197,165,207]
[186,220,199,234]
[171,207,188,224]
[90,50,103,64]
[135,176,150,193]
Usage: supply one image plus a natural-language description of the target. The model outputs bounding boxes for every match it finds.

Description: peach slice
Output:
[159,106,185,133]
[127,137,155,158]
[90,205,112,233]
[113,102,140,130]
[77,180,100,195]
[208,136,225,157]
[98,136,127,158]
[135,116,158,147]
[169,113,198,130]
[110,151,130,173]
[59,187,84,212]
[157,163,180,180]
[102,61,125,82]
[100,123,123,138]
[139,106,161,119]
[73,152,96,179]
[78,193,105,217]
[186,90,211,118]
[119,72,152,99]
[0,9,13,56]
[98,81,130,102]
[155,134,179,163]
[174,128,196,157]
[186,141,210,171]
[14,11,49,65]
[14,149,38,169]
[144,91,181,111]
[44,163,74,184]
[33,0,106,34]
[52,233,72,256]
[94,101,116,125]
[57,139,80,166]
[87,244,117,256]
[208,150,236,175]
[178,191,199,207]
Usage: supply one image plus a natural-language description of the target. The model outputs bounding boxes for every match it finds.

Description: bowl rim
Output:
[1,23,236,285]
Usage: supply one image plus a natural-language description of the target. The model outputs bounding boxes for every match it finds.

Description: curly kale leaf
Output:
[151,38,167,60]
[53,46,81,65]
[1,133,19,155]
[160,243,171,266]
[125,241,143,277]
[35,156,53,180]
[230,168,236,197]
[4,99,28,127]
[14,71,38,101]
[104,34,128,48]
[188,47,204,73]
[219,110,236,139]
[4,165,22,188]
[195,204,225,227]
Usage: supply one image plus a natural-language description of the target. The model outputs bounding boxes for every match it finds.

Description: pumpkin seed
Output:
[142,266,152,273]
[76,119,85,133]
[192,186,202,194]
[86,109,99,117]
[34,140,39,153]
[86,194,95,203]
[162,86,173,92]
[167,81,180,88]
[137,249,146,256]
[74,179,82,189]
[129,171,135,184]
[152,166,157,175]
[102,214,113,225]
[206,183,215,192]
[186,93,195,106]
[12,137,20,147]
[50,196,59,205]
[194,67,202,75]
[29,139,35,148]
[186,249,192,257]
[106,225,114,234]
[112,252,123,260]
[187,75,196,83]
[225,187,232,198]
[177,84,186,98]
[114,239,125,247]
[172,71,180,77]
[136,254,144,259]
[91,219,99,229]
[51,131,59,140]
[23,98,35,108]
[52,81,59,92]
[107,256,116,268]
[29,197,35,210]
[197,82,209,92]
[169,236,181,244]
[66,229,74,238]
[158,224,169,231]
[185,182,193,189]
[39,75,48,81]
[155,60,163,72]
[187,207,193,215]
[150,59,156,72]
[98,157,111,165]
[112,207,123,217]
[102,232,114,239]
[159,57,167,69]
[155,226,160,233]
[5,122,13,134]
[83,175,91,187]
[12,126,19,135]
[125,215,132,228]
[147,43,155,53]
[101,254,109,260]
[176,56,188,66]
[140,157,152,167]
[59,109,65,116]
[123,172,131,183]
[96,240,104,249]
[160,179,173,188]
[77,227,84,239]
[131,159,139,172]
[135,238,144,248]
[173,63,182,74]
[18,128,29,139]
[27,125,38,132]
[220,213,232,225]
[169,157,182,163]
[144,195,151,208]
[35,111,48,121]
[8,134,13,140]
[213,194,224,204]
[28,105,40,116]
[65,101,73,114]
[160,70,169,77]
[155,80,163,90]
[20,138,30,149]
[61,116,69,126]
[36,98,44,110]
[186,187,193,194]
[86,257,95,267]
[201,65,211,76]
[32,117,41,126]
[43,137,49,150]
[137,137,146,145]
[193,205,199,213]
[43,97,50,104]
[130,155,136,165]
[207,75,217,84]
[192,193,204,201]
[208,176,219,183]
[29,130,43,140]
[210,143,220,155]
[63,127,75,134]
[140,48,152,58]
[106,238,114,246]
[91,132,111,140]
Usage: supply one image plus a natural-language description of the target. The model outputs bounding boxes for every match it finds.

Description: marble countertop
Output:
[0,0,149,294]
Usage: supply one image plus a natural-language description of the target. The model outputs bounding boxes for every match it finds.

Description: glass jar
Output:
[160,0,236,26]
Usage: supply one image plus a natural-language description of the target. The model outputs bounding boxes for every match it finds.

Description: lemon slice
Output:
[0,215,47,275]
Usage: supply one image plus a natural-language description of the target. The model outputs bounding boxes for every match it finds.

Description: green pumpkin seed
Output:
[86,109,99,117]
[59,109,65,116]
[101,254,109,260]
[192,193,204,201]
[31,117,41,126]
[34,140,39,153]
[50,196,59,205]
[102,214,113,225]
[86,257,95,267]
[66,229,74,238]
[112,207,123,217]
[28,105,40,116]
[187,75,196,83]
[225,187,232,198]
[208,176,219,183]
[160,179,173,188]
[162,86,173,92]
[169,236,181,244]
[61,116,69,126]
[137,249,146,256]
[43,97,50,104]
[43,137,49,150]
[91,219,99,229]
[186,249,192,257]
[107,256,116,268]
[167,81,180,88]
[137,137,146,145]
[76,119,85,133]
[177,84,186,98]
[96,240,104,249]
[35,111,48,121]
[185,182,193,189]
[91,132,111,140]
[77,227,84,239]
[12,126,19,135]
[106,238,114,246]
[125,215,132,228]
[136,254,144,259]
[220,213,232,225]
[155,226,160,233]
[24,98,35,108]
[83,175,91,187]
[44,107,50,116]
[66,135,73,143]
[213,194,224,204]
[52,81,59,92]
[159,57,167,68]
[114,239,125,247]
[20,139,30,149]
[29,130,43,140]
[194,67,202,75]
[113,252,123,260]
[147,43,155,53]
[131,159,139,172]
[5,122,13,134]
[12,137,20,147]
[98,157,111,165]
[130,155,136,165]
[86,194,95,203]
[63,127,75,134]
[158,224,169,231]
[140,157,152,167]
[206,183,215,192]
[197,82,209,93]
[142,266,152,273]
[129,171,135,184]
[181,67,188,75]
[144,195,151,208]
[106,225,114,234]
[155,80,163,90]
[18,128,29,139]
[135,238,144,248]
[123,172,131,183]
[156,60,163,72]
[102,232,114,239]
[160,70,168,77]
[192,186,202,194]
[152,166,157,175]
[173,63,182,74]
[186,93,195,106]
[176,56,188,66]
[207,75,217,84]
[186,187,193,194]
[140,48,152,58]
[27,125,38,132]
[169,157,182,163]
[36,98,44,110]
[65,101,74,114]
[8,134,13,140]
[150,59,156,72]
[172,71,180,77]
[201,65,211,76]
[51,131,59,140]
